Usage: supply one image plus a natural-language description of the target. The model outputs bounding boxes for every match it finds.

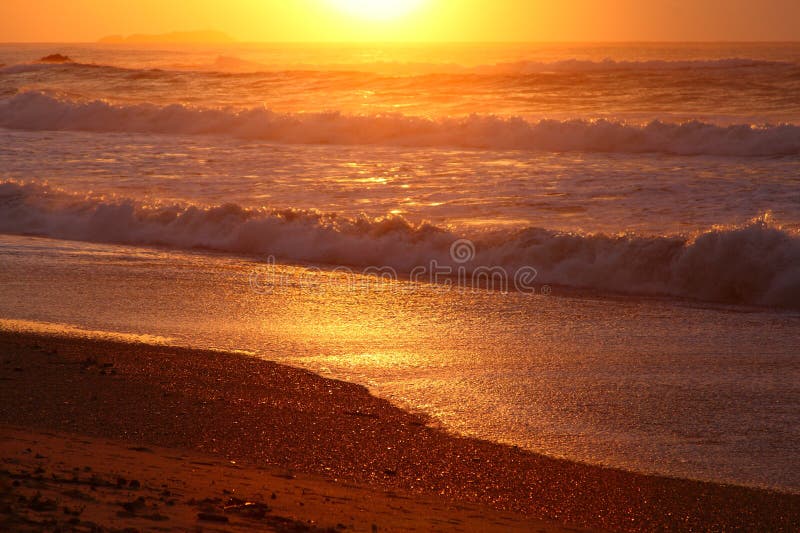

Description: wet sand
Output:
[0,427,557,532]
[0,331,798,531]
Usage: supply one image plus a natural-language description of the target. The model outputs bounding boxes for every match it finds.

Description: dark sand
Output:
[0,331,798,531]
[1,427,560,532]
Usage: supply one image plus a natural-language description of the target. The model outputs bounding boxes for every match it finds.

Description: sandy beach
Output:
[0,331,798,532]
[2,427,562,532]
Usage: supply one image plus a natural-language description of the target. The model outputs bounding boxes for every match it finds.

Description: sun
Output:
[328,0,424,21]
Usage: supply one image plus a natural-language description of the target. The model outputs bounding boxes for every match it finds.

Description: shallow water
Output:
[0,234,799,492]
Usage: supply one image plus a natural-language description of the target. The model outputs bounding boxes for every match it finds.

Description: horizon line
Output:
[2,39,800,45]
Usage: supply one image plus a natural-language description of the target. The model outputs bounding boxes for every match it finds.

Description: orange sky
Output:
[2,0,799,42]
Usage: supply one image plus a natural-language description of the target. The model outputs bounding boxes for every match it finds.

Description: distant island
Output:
[98,30,234,44]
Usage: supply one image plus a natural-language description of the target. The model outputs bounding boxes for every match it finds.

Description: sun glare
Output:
[328,0,424,21]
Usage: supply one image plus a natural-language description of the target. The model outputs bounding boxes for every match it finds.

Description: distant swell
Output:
[1,180,798,309]
[1,92,799,156]
[474,57,797,75]
[1,56,794,76]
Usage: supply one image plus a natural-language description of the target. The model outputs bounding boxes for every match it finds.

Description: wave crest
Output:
[1,180,798,309]
[1,92,799,156]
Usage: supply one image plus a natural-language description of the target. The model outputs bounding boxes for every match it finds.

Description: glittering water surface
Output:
[0,235,798,492]
[2,130,799,234]
[3,42,800,122]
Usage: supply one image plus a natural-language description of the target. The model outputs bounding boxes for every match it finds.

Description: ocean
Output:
[0,42,798,492]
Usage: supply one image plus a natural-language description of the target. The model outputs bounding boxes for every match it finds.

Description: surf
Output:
[1,179,798,309]
[2,91,799,156]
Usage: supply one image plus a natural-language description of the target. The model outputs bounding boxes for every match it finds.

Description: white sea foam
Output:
[1,91,798,156]
[1,180,797,309]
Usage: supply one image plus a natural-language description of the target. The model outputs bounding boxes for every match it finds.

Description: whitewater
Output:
[1,180,798,309]
[3,91,800,156]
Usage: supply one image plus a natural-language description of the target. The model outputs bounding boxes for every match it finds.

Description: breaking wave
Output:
[1,180,798,309]
[1,91,799,156]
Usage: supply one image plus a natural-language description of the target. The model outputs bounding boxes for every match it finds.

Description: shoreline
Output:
[1,330,799,531]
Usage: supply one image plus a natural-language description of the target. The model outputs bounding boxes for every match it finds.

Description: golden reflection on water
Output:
[247,264,446,371]
[0,318,174,345]
[2,235,799,491]
[310,351,431,369]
